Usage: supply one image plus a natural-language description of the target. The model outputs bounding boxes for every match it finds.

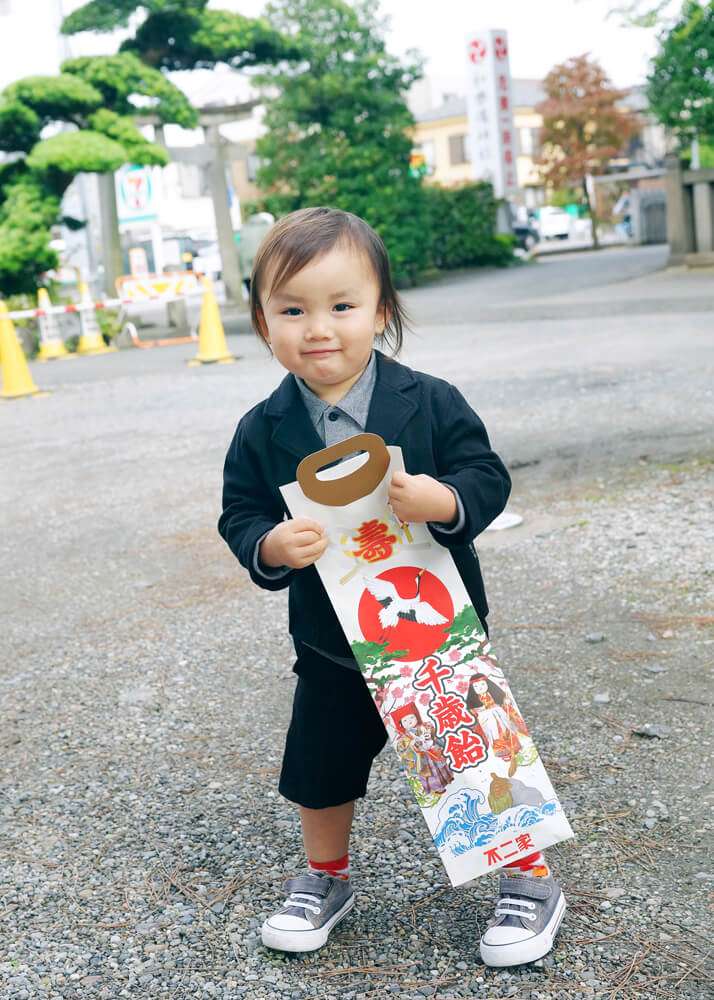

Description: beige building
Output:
[411,80,546,206]
[411,80,667,209]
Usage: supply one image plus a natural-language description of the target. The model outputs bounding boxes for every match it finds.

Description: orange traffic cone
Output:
[0,301,44,400]
[76,282,115,355]
[36,287,71,361]
[188,277,236,366]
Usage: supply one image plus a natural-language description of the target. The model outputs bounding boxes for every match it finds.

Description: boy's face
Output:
[258,243,386,401]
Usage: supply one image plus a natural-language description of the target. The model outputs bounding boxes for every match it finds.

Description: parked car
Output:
[537,207,574,240]
[512,222,539,252]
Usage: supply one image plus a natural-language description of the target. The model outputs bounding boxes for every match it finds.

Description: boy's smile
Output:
[258,243,386,404]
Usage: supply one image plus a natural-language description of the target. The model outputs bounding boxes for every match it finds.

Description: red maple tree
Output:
[536,54,636,247]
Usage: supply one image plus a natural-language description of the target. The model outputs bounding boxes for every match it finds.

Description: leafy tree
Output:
[606,0,682,26]
[61,0,298,71]
[0,58,192,295]
[647,0,714,145]
[536,54,635,248]
[252,0,428,284]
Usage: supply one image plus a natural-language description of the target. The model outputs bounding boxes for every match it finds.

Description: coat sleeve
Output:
[217,416,295,591]
[429,384,511,549]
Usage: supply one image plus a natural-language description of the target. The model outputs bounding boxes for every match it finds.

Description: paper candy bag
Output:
[281,433,573,886]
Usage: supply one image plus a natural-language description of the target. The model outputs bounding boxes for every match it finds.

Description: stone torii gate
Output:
[99,101,257,304]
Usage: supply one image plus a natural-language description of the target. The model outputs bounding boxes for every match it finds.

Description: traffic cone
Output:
[36,287,70,361]
[188,277,235,366]
[0,301,44,400]
[76,282,115,355]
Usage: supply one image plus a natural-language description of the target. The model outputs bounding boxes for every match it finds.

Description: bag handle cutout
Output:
[296,433,390,507]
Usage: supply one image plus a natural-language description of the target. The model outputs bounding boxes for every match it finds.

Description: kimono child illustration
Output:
[390,702,453,795]
[466,673,530,774]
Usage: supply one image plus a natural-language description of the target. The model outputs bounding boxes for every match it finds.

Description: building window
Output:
[519,127,541,158]
[449,134,470,166]
[246,153,261,182]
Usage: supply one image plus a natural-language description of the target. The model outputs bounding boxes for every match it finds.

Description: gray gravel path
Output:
[2,252,712,999]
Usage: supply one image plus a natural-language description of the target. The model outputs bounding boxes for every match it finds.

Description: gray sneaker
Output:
[261,872,355,952]
[479,873,566,967]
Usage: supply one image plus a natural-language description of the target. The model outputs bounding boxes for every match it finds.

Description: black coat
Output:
[218,351,511,659]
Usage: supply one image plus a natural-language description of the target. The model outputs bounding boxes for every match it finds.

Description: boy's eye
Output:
[282,307,303,316]
[333,303,353,312]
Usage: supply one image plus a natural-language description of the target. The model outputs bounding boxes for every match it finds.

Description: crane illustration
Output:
[363,569,449,630]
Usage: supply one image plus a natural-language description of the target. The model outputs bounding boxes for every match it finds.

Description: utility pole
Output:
[98,173,124,296]
[205,124,244,305]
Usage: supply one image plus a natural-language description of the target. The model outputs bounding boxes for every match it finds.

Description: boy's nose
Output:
[305,319,332,340]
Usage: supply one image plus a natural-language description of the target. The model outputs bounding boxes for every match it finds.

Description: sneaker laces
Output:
[495,896,537,922]
[283,891,322,916]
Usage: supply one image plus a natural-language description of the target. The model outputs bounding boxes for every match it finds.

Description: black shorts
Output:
[278,650,388,809]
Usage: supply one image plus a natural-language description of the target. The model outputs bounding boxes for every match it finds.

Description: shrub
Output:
[424,183,514,270]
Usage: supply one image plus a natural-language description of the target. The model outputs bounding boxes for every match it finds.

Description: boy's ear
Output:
[376,302,391,334]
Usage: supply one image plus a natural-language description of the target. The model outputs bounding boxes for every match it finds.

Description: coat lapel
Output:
[265,373,325,460]
[365,351,419,443]
[265,351,419,460]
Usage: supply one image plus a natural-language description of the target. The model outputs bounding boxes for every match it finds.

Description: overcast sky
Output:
[222,0,661,90]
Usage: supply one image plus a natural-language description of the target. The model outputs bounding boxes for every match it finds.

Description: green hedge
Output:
[424,182,514,270]
[247,180,513,286]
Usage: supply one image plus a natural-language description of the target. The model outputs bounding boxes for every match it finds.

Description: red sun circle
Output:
[358,566,454,662]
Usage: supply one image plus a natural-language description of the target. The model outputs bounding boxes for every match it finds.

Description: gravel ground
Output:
[2,256,712,999]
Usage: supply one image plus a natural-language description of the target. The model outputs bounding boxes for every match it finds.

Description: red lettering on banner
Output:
[500,839,519,860]
[429,693,476,736]
[351,520,397,563]
[444,727,487,771]
[516,833,535,853]
[414,656,453,696]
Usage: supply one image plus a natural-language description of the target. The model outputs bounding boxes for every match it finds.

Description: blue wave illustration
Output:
[432,789,559,856]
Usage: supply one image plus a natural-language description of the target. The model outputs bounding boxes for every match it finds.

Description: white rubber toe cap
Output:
[263,914,312,932]
[481,924,533,947]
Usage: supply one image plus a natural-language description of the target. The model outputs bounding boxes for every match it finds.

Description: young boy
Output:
[218,207,566,967]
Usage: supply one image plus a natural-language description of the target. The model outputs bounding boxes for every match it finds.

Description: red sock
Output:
[504,850,549,877]
[308,853,350,880]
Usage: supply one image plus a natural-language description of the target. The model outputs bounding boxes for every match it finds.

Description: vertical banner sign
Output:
[281,435,573,887]
[465,30,518,198]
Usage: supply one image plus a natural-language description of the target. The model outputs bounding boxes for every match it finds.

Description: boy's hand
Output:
[259,518,328,570]
[388,471,457,525]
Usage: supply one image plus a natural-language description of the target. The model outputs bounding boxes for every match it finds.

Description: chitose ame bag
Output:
[280,433,573,887]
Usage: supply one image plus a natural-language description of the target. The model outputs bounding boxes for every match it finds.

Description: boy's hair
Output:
[249,206,407,355]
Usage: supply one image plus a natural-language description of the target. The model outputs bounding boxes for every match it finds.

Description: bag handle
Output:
[296,432,390,507]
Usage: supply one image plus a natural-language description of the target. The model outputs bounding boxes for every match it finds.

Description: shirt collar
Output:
[295,350,376,428]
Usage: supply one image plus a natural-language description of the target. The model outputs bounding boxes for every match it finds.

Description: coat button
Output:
[327,411,339,421]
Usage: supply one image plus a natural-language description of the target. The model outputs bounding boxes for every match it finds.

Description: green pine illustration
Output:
[351,639,408,689]
[436,605,489,657]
